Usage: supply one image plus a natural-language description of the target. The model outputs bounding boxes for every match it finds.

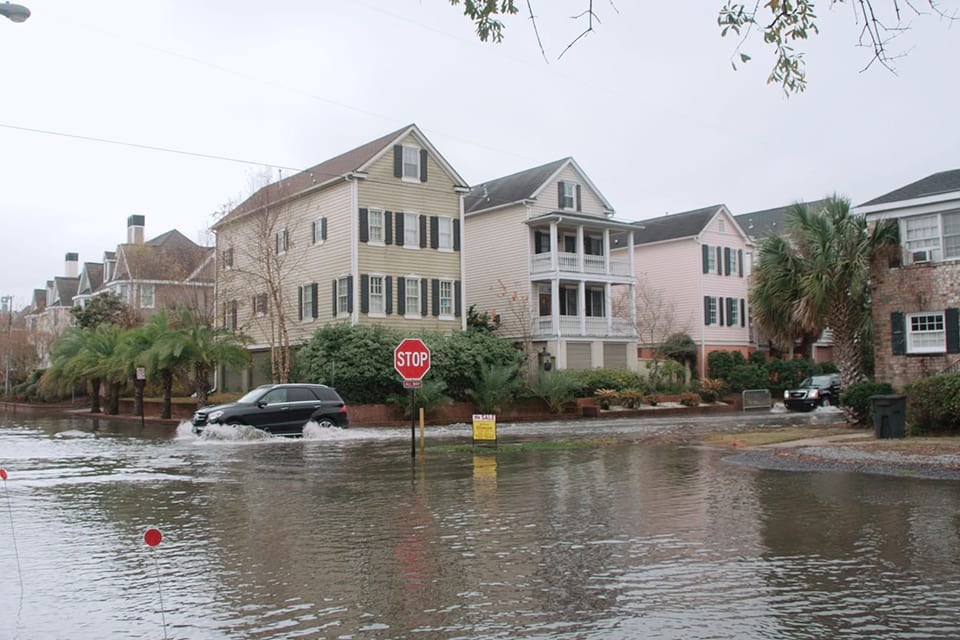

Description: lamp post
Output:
[0,2,31,23]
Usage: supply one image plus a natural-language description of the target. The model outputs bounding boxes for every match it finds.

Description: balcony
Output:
[532,315,636,338]
[530,252,632,277]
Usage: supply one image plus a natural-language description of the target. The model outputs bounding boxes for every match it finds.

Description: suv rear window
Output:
[313,387,341,401]
[286,387,319,402]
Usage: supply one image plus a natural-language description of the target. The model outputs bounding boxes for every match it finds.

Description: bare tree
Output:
[614,274,685,384]
[217,169,303,383]
[493,279,536,375]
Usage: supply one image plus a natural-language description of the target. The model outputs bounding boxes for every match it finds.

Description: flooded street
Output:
[1,408,959,639]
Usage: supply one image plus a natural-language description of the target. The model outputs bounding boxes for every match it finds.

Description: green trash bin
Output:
[870,394,906,439]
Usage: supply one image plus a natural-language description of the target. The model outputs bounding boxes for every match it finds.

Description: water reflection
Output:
[0,412,958,639]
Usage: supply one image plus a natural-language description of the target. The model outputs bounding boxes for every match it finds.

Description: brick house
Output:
[857,169,960,389]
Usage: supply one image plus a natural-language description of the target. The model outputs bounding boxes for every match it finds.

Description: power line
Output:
[0,122,305,172]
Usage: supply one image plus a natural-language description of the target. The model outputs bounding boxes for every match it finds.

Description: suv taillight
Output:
[338,405,347,414]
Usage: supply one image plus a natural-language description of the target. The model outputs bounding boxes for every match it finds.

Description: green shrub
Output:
[815,360,838,374]
[841,381,894,427]
[575,368,646,396]
[708,351,746,381]
[726,364,767,393]
[388,379,452,419]
[465,363,519,413]
[904,374,960,435]
[531,370,582,413]
[428,329,522,400]
[765,358,814,395]
[678,391,701,407]
[656,359,687,392]
[698,378,727,403]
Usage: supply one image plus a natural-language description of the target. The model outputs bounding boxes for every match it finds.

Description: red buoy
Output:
[144,528,163,547]
[0,469,7,480]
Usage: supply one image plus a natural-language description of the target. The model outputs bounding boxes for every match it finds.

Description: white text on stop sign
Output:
[397,352,429,367]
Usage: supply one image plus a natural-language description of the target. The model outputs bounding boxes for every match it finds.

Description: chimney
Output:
[127,214,146,244]
[65,252,79,277]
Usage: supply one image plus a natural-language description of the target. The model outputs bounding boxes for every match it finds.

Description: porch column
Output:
[549,221,559,272]
[605,282,613,334]
[627,229,635,277]
[551,278,560,338]
[603,229,611,274]
[578,280,586,335]
[576,224,584,273]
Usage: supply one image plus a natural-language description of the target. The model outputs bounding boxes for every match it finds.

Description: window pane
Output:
[405,213,418,245]
[944,211,960,258]
[440,280,453,315]
[370,276,383,313]
[403,147,419,178]
[406,278,419,314]
[369,210,383,242]
[438,217,452,249]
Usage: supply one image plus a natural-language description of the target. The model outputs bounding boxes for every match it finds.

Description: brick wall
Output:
[871,259,960,390]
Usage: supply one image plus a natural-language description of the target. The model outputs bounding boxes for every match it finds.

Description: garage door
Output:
[566,342,592,370]
[603,343,627,369]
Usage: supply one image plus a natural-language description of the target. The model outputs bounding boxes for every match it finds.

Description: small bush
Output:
[766,358,814,395]
[593,388,620,409]
[726,364,767,393]
[708,351,746,381]
[532,370,583,414]
[619,388,644,408]
[698,377,727,403]
[841,381,894,427]
[644,392,662,406]
[905,374,960,435]
[678,391,701,407]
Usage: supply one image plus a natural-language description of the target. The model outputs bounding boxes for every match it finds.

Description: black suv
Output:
[192,383,348,436]
[783,374,842,412]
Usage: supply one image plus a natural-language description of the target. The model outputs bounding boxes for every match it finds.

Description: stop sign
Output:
[394,338,431,381]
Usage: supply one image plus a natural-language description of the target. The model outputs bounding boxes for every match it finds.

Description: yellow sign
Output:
[472,414,497,441]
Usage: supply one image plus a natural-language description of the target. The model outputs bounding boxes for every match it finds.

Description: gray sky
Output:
[2,0,958,307]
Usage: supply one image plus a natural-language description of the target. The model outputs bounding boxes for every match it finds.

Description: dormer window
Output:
[403,146,420,179]
[394,144,427,182]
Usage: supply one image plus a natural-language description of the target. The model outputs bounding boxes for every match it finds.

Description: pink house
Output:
[613,205,753,376]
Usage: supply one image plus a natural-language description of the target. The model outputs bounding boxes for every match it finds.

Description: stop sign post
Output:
[395,338,431,457]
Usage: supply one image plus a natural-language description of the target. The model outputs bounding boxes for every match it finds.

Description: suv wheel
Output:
[821,396,832,407]
[314,418,336,429]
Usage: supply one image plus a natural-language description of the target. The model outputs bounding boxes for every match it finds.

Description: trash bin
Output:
[870,394,906,439]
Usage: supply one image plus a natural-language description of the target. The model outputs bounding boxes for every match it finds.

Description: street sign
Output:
[394,338,431,381]
[403,380,422,389]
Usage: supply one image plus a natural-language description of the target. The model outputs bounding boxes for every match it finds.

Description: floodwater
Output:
[0,408,958,639]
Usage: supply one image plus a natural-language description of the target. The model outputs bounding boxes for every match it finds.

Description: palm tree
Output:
[44,326,103,412]
[133,311,181,419]
[159,307,249,407]
[750,195,897,388]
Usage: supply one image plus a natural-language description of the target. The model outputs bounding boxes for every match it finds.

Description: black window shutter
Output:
[431,279,440,316]
[718,297,725,326]
[716,247,723,273]
[575,184,582,212]
[397,278,406,315]
[947,308,960,353]
[360,274,369,314]
[321,217,327,241]
[395,213,405,246]
[420,279,428,315]
[430,216,439,249]
[359,208,369,243]
[453,219,461,251]
[393,145,402,178]
[311,221,317,244]
[298,286,303,321]
[891,312,906,355]
[728,298,735,326]
[724,247,731,276]
[331,280,337,317]
[347,275,354,314]
[740,298,746,327]
[738,249,744,277]
[702,245,709,273]
[704,296,711,325]
[311,283,318,318]
[385,276,393,315]
[419,215,428,248]
[558,182,564,208]
[419,148,428,182]
[455,281,462,317]
[384,211,393,245]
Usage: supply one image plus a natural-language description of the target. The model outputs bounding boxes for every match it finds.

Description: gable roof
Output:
[77,262,104,295]
[51,276,79,307]
[464,157,615,215]
[625,205,726,247]
[858,169,960,207]
[114,230,213,282]
[216,124,468,227]
[735,198,831,239]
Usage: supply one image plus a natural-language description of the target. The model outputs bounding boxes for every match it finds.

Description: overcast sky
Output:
[2,0,957,307]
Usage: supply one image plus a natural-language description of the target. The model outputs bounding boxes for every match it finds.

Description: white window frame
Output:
[728,298,738,326]
[254,293,268,317]
[301,283,316,321]
[226,300,238,330]
[706,247,718,274]
[402,145,420,181]
[223,246,234,270]
[369,275,385,316]
[368,209,384,245]
[439,279,454,318]
[718,219,726,233]
[706,296,718,325]
[907,312,946,354]
[405,276,421,318]
[560,181,576,210]
[139,284,155,309]
[942,210,960,260]
[437,216,454,251]
[337,277,350,315]
[404,212,419,248]
[275,228,288,255]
